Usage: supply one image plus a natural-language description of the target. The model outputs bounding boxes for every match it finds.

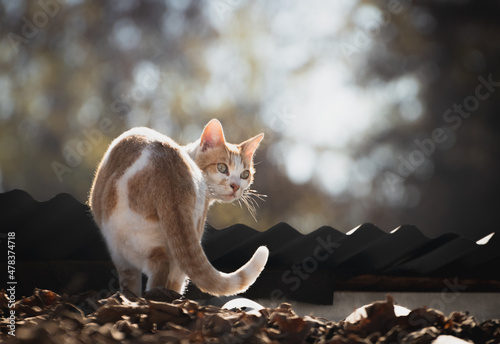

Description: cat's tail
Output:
[165,223,269,296]
[199,245,270,296]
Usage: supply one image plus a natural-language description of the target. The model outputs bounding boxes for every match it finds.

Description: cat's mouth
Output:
[220,192,239,202]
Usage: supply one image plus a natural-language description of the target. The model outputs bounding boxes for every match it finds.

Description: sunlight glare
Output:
[317,151,352,196]
[284,143,317,185]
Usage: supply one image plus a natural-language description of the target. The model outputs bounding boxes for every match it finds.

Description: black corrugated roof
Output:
[204,222,499,280]
[1,189,499,304]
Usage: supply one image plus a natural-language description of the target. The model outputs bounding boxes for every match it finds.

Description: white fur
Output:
[228,154,246,192]
[101,148,161,272]
[223,246,269,294]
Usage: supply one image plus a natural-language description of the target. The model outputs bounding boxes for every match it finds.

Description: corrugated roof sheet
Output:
[1,189,499,304]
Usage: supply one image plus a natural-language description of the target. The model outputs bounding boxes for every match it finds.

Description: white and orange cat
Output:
[89,119,268,296]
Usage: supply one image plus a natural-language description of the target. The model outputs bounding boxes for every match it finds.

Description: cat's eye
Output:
[217,163,228,174]
[240,170,250,180]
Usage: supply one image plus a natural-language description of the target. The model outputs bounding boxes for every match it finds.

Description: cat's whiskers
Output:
[239,189,267,221]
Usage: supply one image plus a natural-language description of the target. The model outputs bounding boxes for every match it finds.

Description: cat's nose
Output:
[230,183,240,192]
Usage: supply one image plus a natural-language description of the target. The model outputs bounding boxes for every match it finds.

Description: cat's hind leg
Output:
[146,247,187,294]
[114,259,142,296]
[145,246,170,291]
[166,264,187,294]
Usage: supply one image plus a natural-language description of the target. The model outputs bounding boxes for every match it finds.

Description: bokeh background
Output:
[1,0,499,239]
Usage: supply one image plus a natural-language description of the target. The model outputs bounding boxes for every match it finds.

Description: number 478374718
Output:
[7,232,15,281]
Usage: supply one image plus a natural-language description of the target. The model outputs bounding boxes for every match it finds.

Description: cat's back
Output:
[95,127,172,184]
[89,127,194,225]
[102,127,173,165]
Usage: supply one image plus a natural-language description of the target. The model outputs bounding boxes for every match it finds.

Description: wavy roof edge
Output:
[2,189,495,245]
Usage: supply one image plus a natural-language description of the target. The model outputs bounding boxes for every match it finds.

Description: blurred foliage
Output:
[347,0,500,239]
[0,0,499,239]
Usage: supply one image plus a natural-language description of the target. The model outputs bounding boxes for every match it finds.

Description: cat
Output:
[89,119,268,296]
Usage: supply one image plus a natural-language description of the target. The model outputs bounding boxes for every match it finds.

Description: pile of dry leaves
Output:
[1,288,499,343]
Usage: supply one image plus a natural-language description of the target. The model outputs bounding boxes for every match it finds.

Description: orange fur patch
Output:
[89,135,149,223]
[126,141,198,221]
[147,246,170,289]
[148,246,169,263]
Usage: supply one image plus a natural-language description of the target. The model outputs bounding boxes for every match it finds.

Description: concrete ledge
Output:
[256,291,500,322]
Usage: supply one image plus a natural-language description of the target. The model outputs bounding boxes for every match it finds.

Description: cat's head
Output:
[194,119,264,205]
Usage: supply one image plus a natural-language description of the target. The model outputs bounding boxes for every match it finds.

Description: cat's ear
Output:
[240,133,264,161]
[200,119,226,151]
